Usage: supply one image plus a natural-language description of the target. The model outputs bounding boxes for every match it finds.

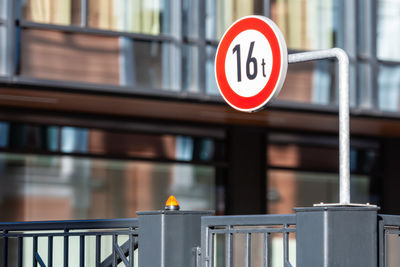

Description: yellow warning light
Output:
[165,195,180,210]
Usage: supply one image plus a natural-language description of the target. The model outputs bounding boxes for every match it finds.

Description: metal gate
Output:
[1,207,400,267]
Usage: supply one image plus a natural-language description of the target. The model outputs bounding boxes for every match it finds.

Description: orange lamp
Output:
[165,195,180,210]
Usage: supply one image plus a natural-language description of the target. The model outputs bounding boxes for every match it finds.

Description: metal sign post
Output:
[288,48,350,205]
[215,16,364,206]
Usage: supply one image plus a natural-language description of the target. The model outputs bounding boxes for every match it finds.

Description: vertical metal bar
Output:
[2,230,8,267]
[209,233,215,267]
[244,233,251,267]
[201,222,209,267]
[288,48,350,204]
[397,235,400,267]
[264,233,270,267]
[225,226,233,267]
[198,0,206,94]
[96,235,101,267]
[33,236,38,267]
[129,231,133,267]
[112,235,117,267]
[343,0,357,108]
[6,0,16,77]
[48,236,53,267]
[64,230,69,267]
[338,51,351,205]
[264,0,271,18]
[283,225,289,265]
[80,0,88,27]
[80,235,85,267]
[18,236,23,267]
[378,224,388,267]
[369,0,379,110]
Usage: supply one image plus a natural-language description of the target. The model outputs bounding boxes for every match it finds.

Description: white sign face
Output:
[215,16,288,112]
[225,30,273,98]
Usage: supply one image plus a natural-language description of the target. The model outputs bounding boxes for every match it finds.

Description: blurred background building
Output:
[0,0,399,221]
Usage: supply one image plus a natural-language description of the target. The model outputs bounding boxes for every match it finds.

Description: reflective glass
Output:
[0,0,6,20]
[183,45,199,93]
[23,0,81,25]
[120,39,174,90]
[378,64,400,111]
[268,134,380,175]
[357,62,374,108]
[271,0,342,50]
[88,0,167,35]
[377,0,400,61]
[206,46,219,95]
[276,59,336,104]
[61,127,88,153]
[357,0,370,56]
[267,170,370,214]
[206,0,264,40]
[0,153,216,221]
[0,121,225,162]
[20,29,173,90]
[183,0,199,39]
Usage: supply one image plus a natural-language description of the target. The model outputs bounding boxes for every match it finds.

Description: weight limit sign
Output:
[215,16,288,112]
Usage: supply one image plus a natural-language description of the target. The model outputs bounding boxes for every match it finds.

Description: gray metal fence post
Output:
[137,210,213,267]
[295,206,379,267]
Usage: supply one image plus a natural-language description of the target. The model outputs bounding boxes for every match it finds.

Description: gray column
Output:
[295,206,379,267]
[137,210,213,267]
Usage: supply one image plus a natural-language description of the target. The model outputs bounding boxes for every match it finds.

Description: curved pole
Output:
[288,48,350,205]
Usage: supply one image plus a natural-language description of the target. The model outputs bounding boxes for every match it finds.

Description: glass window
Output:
[0,121,225,221]
[267,133,380,213]
[271,0,343,50]
[206,46,219,95]
[0,122,225,163]
[377,0,400,61]
[357,62,374,108]
[88,0,167,35]
[267,170,370,213]
[20,29,175,90]
[378,64,400,111]
[23,0,80,25]
[276,59,336,104]
[183,45,200,93]
[20,29,120,85]
[0,0,6,20]
[183,0,200,39]
[0,153,216,221]
[206,0,264,40]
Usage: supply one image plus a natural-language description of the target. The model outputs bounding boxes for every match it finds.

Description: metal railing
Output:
[379,215,400,267]
[1,211,400,267]
[0,218,138,267]
[200,214,296,267]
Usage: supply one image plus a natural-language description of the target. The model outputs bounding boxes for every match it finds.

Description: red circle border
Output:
[215,17,284,111]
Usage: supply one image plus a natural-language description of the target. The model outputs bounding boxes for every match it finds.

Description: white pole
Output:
[288,48,350,205]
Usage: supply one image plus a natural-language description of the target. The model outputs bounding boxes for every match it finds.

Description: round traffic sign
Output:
[215,16,288,112]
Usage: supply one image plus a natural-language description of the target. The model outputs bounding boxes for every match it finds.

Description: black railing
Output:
[0,218,138,267]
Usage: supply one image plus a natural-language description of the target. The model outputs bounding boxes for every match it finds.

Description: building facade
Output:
[0,0,399,221]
